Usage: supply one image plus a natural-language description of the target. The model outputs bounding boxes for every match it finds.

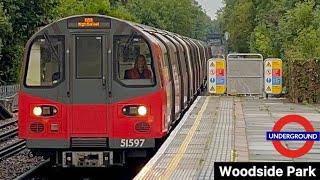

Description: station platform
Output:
[134,96,320,179]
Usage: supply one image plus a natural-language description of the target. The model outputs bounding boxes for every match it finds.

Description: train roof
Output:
[30,14,206,44]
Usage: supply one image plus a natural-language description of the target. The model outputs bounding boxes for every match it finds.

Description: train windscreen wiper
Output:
[43,32,62,83]
[123,32,137,53]
[43,32,61,70]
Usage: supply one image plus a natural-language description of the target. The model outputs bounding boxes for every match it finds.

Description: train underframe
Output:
[30,145,157,167]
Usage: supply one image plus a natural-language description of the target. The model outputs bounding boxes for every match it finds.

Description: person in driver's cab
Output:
[124,55,151,79]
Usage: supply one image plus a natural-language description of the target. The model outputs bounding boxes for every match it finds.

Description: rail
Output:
[0,117,25,160]
[14,159,50,180]
[0,127,18,141]
[0,139,26,159]
[0,117,18,141]
[0,118,18,129]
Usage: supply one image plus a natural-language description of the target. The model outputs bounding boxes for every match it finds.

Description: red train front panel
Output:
[19,90,166,139]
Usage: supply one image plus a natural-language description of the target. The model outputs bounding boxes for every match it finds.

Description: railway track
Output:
[0,149,48,180]
[0,117,18,141]
[0,118,17,129]
[0,127,18,141]
[0,138,26,160]
[0,113,48,180]
[14,159,50,180]
[0,117,25,160]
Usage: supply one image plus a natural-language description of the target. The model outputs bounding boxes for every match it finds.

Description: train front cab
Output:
[19,15,169,167]
[18,15,209,167]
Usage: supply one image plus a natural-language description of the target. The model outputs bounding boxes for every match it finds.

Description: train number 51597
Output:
[120,139,145,148]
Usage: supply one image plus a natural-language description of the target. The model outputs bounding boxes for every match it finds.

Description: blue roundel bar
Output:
[266,132,320,141]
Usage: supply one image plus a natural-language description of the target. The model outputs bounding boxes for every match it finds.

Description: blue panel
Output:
[216,77,225,85]
[272,77,281,85]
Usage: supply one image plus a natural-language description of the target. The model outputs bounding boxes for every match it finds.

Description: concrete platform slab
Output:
[135,96,320,180]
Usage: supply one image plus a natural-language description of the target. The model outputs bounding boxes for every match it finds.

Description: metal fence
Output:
[227,54,264,95]
[0,84,20,99]
[0,84,20,112]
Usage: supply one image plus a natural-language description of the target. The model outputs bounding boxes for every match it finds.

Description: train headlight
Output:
[122,105,148,116]
[138,106,147,116]
[32,106,58,117]
[33,107,42,116]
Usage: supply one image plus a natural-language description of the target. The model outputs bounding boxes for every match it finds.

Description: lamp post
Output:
[224,32,229,56]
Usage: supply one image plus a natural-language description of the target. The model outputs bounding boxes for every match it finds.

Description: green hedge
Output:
[286,59,320,103]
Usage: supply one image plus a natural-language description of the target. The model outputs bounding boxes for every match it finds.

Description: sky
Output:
[196,0,224,20]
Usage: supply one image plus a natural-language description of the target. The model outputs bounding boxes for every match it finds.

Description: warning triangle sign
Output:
[266,86,271,91]
[210,86,215,92]
[210,62,215,67]
[266,62,272,67]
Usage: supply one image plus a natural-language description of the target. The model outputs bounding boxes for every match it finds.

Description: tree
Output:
[0,3,12,85]
[218,0,320,59]
[221,0,255,52]
[279,0,320,59]
[0,0,58,84]
[52,0,136,21]
[249,23,275,58]
[127,0,212,40]
[0,3,11,56]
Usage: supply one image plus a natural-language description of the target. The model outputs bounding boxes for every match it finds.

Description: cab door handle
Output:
[102,76,106,88]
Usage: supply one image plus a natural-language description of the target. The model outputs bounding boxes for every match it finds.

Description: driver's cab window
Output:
[114,35,155,86]
[25,36,64,87]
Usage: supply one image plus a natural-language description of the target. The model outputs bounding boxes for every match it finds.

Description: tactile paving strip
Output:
[136,97,206,180]
[197,97,234,180]
[135,97,236,180]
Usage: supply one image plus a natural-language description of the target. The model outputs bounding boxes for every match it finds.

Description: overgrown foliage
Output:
[52,0,136,21]
[0,3,12,85]
[0,0,213,85]
[127,0,213,40]
[287,59,320,103]
[0,0,58,85]
[218,0,320,58]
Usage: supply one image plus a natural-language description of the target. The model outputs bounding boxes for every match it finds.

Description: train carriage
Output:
[19,15,211,167]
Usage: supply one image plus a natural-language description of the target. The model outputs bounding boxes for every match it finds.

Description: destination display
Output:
[68,17,111,29]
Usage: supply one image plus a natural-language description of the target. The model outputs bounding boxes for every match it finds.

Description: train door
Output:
[190,40,201,91]
[156,34,182,120]
[70,35,108,136]
[184,39,197,96]
[196,41,206,85]
[164,35,188,110]
[174,36,193,103]
[151,32,181,123]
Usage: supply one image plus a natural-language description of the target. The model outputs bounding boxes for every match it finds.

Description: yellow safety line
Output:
[161,97,210,179]
[231,149,237,162]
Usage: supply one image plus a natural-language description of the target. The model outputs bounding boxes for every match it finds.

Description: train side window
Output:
[113,35,155,86]
[163,53,171,81]
[25,36,64,87]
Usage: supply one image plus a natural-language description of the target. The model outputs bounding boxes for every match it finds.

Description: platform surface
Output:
[135,96,320,180]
